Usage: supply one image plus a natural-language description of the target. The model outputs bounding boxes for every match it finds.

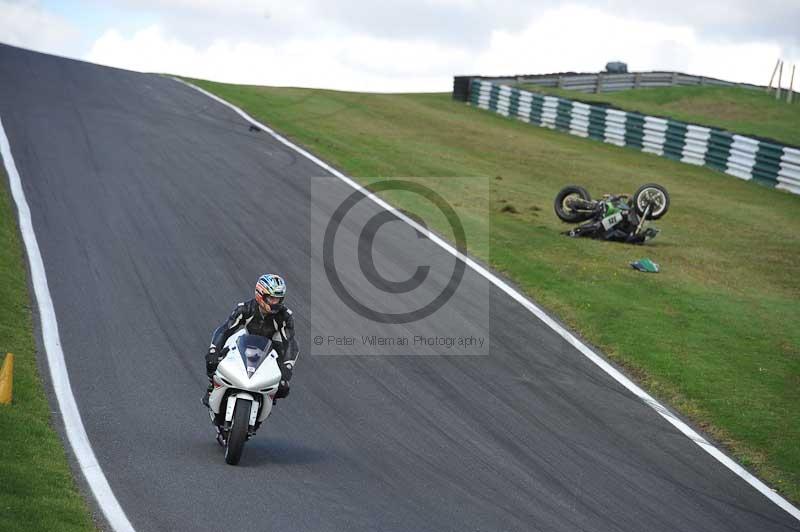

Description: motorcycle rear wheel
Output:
[224,400,251,465]
[554,185,593,222]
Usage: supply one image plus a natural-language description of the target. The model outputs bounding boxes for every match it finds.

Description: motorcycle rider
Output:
[202,273,299,406]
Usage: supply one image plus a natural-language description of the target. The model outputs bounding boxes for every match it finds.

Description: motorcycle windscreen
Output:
[236,334,273,379]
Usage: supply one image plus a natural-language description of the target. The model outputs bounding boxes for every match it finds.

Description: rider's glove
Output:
[205,346,219,379]
[276,379,290,399]
[281,362,293,382]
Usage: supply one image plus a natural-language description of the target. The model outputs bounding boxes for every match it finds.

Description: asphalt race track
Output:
[1,44,798,532]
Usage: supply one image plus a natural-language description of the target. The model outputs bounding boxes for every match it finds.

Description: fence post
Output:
[634,72,641,88]
[789,64,796,104]
[699,76,705,86]
[776,60,783,100]
[557,75,564,89]
[595,73,604,93]
[767,58,781,92]
[671,72,678,86]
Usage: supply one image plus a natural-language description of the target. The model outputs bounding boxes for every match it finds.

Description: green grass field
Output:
[188,78,800,502]
[516,84,800,147]
[0,167,95,531]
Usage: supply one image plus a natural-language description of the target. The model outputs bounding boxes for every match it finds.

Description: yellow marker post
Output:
[0,353,14,404]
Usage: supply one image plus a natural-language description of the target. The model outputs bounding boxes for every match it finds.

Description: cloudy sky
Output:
[1,0,798,92]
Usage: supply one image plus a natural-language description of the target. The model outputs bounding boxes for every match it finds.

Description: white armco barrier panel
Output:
[778,148,800,194]
[681,125,711,166]
[642,116,668,156]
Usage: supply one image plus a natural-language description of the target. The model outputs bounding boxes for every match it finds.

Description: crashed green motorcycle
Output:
[554,183,669,244]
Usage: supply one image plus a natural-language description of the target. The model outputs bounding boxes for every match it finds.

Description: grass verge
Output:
[0,165,95,531]
[187,78,800,503]
[516,84,800,147]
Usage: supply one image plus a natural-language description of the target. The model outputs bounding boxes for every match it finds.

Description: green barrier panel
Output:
[753,142,783,185]
[526,92,544,123]
[508,89,520,117]
[587,125,607,139]
[528,107,543,124]
[587,107,606,141]
[530,93,545,105]
[554,100,572,131]
[452,76,472,102]
[663,122,688,160]
[488,84,501,112]
[624,114,645,149]
[706,131,734,171]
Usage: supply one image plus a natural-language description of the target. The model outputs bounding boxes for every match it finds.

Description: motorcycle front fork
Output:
[214,420,259,446]
[635,204,651,235]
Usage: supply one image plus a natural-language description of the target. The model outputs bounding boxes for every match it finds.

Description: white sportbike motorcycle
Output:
[207,328,283,465]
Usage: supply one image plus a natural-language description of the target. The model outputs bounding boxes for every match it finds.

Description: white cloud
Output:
[0,0,79,55]
[84,4,797,92]
[112,0,273,15]
[474,5,792,87]
[593,0,799,55]
[101,0,799,57]
[86,24,473,92]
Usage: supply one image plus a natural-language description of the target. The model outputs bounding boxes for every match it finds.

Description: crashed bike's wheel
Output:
[554,185,593,222]
[633,183,670,220]
[224,400,251,465]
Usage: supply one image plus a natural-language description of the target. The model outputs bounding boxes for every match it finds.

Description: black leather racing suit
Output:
[206,299,299,397]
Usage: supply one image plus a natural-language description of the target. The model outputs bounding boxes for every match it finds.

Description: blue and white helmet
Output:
[255,273,286,314]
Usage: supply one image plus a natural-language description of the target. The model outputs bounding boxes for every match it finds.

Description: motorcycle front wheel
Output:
[554,185,593,222]
[633,183,670,220]
[224,400,251,465]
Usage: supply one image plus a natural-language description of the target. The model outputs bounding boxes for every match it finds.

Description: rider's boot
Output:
[273,380,290,405]
[201,383,212,407]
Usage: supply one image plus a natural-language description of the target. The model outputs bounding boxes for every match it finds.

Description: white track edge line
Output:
[174,77,800,522]
[0,116,136,532]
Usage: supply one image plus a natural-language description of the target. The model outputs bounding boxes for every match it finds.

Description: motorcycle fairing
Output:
[208,328,282,423]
